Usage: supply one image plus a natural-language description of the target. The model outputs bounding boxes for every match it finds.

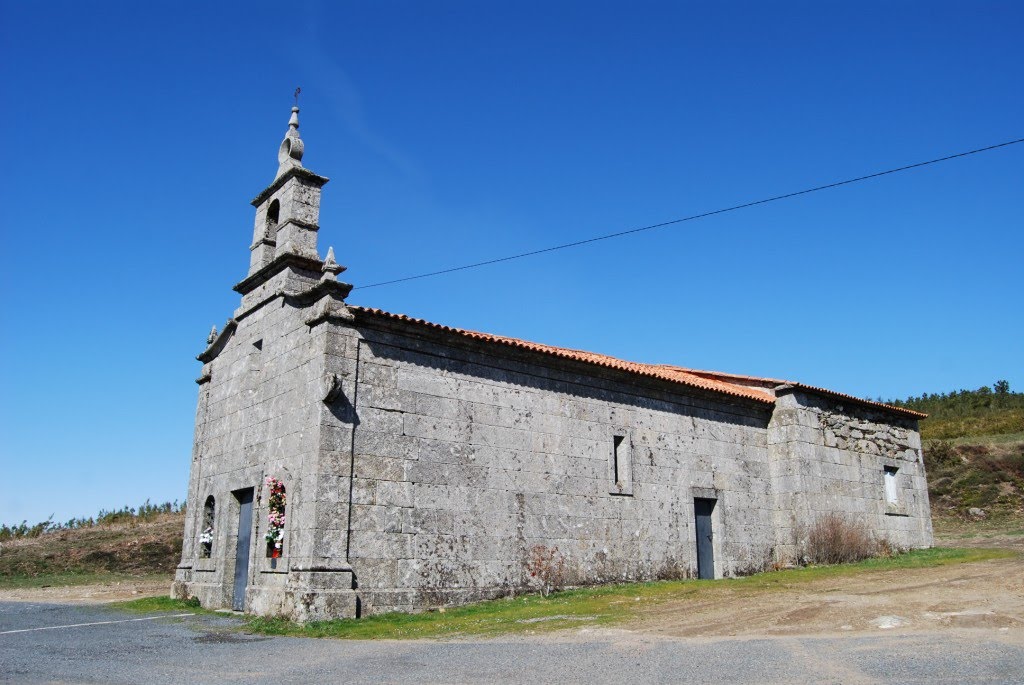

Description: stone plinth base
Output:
[170,567,358,622]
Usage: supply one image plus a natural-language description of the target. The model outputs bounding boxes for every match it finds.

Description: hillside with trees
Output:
[885,380,1024,441]
[888,381,1024,520]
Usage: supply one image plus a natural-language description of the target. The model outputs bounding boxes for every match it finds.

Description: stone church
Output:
[172,108,933,620]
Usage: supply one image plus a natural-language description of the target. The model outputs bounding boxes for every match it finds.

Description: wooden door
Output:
[232,488,254,611]
[694,497,716,580]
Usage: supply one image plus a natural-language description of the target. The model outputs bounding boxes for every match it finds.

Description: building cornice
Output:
[233,252,324,295]
[197,319,238,363]
[250,166,329,207]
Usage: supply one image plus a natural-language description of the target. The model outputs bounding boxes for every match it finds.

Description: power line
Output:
[356,137,1024,291]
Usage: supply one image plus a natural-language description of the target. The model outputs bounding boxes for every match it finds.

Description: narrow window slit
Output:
[610,434,633,496]
[613,435,624,484]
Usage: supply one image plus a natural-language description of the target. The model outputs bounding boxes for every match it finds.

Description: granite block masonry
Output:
[172,108,933,620]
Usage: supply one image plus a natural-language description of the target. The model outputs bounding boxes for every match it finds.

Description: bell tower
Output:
[241,106,331,282]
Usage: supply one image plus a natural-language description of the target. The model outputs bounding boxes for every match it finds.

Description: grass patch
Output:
[946,432,1024,446]
[939,528,1024,540]
[757,546,1010,577]
[932,514,1024,537]
[239,547,1012,640]
[245,593,618,640]
[111,595,206,614]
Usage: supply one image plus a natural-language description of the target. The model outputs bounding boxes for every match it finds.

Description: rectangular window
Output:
[884,466,899,506]
[610,434,633,496]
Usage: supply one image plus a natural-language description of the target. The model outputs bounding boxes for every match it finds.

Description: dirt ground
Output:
[628,555,1023,639]
[624,519,1024,641]
[3,519,1022,643]
[0,576,171,604]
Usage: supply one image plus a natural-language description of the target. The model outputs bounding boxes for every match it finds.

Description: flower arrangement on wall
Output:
[200,495,215,558]
[199,526,214,557]
[264,476,286,558]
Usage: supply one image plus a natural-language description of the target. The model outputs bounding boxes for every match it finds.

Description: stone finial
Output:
[321,246,347,281]
[276,106,305,178]
[206,325,218,345]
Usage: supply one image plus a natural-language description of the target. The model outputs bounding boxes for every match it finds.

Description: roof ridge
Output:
[653,365,926,418]
[655,364,789,384]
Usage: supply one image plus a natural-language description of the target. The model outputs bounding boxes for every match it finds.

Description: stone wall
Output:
[768,388,932,561]
[175,299,933,621]
[341,322,776,615]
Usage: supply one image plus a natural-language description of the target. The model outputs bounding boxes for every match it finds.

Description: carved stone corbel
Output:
[322,373,346,403]
[305,297,355,327]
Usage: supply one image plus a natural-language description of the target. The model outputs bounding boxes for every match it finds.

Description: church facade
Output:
[172,109,933,621]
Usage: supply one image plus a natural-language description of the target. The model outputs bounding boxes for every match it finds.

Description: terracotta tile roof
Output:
[349,306,925,418]
[664,367,787,387]
[351,307,774,404]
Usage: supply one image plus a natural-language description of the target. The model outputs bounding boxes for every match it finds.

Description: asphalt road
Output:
[1,601,1022,684]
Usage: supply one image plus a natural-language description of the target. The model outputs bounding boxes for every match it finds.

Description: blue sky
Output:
[1,1,1021,524]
